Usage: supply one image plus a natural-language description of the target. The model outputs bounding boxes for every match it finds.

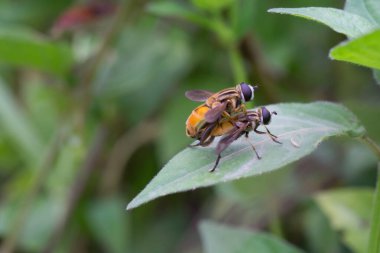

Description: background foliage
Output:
[0,0,379,253]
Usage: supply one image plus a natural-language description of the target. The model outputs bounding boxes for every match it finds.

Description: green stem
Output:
[0,130,66,253]
[209,9,247,84]
[368,162,380,253]
[363,136,380,159]
[269,208,284,239]
[362,136,380,253]
[228,45,248,83]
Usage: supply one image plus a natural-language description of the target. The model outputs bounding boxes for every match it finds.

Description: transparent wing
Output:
[185,90,213,102]
[204,102,227,123]
[215,123,247,155]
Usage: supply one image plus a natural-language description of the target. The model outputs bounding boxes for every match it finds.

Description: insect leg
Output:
[211,123,248,172]
[254,129,266,135]
[198,123,217,146]
[254,126,281,144]
[210,154,221,172]
[264,126,278,138]
[244,132,261,159]
[201,136,215,147]
[264,126,282,144]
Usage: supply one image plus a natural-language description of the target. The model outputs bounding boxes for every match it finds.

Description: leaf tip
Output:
[267,8,282,13]
[125,204,133,211]
[328,49,335,60]
[125,199,139,211]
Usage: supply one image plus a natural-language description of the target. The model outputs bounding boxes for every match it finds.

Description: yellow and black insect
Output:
[209,107,281,172]
[185,82,257,144]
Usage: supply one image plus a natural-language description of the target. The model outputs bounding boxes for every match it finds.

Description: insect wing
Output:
[204,102,227,123]
[185,90,213,102]
[216,124,247,155]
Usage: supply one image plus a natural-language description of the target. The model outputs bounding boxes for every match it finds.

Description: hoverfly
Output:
[185,82,257,141]
[185,104,237,146]
[209,107,281,172]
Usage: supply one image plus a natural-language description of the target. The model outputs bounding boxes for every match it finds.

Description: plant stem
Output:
[368,162,380,253]
[79,0,143,120]
[100,119,158,193]
[42,126,107,253]
[0,130,66,253]
[228,45,248,83]
[269,208,284,239]
[362,136,380,253]
[211,10,247,84]
[363,136,380,159]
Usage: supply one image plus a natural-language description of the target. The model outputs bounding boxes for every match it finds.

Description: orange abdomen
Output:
[211,121,234,136]
[186,105,210,137]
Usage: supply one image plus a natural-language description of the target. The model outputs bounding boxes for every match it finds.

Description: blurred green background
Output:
[0,0,378,252]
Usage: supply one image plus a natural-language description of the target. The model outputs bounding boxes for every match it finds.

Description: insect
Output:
[209,106,281,172]
[185,104,238,146]
[185,82,257,142]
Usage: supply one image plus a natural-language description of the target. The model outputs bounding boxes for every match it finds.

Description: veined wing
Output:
[204,102,227,123]
[185,90,213,102]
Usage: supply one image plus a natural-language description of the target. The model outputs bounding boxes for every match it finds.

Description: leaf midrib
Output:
[136,125,337,202]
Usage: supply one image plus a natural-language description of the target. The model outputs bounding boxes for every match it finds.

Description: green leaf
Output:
[268,7,377,38]
[191,0,233,11]
[147,2,213,29]
[344,0,378,25]
[94,27,191,124]
[46,134,85,197]
[127,102,365,209]
[87,197,130,253]
[374,69,380,84]
[316,188,373,253]
[346,100,380,142]
[22,82,68,140]
[364,0,380,25]
[0,26,73,75]
[0,78,44,163]
[231,0,257,39]
[329,30,380,70]
[0,197,64,252]
[199,221,303,253]
[0,0,72,29]
[303,205,340,253]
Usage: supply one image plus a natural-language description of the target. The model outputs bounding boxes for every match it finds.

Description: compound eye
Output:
[261,107,271,125]
[239,83,255,102]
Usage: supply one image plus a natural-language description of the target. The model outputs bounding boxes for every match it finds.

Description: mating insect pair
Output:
[185,82,281,172]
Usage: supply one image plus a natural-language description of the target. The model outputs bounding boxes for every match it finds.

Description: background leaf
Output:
[191,0,233,11]
[303,204,340,253]
[0,198,64,252]
[147,2,213,30]
[199,221,303,253]
[374,69,380,84]
[0,0,72,29]
[315,188,373,253]
[344,0,378,25]
[86,197,130,253]
[127,102,366,209]
[0,78,43,163]
[329,30,380,70]
[364,0,380,25]
[0,27,73,75]
[268,7,377,38]
[94,27,191,124]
